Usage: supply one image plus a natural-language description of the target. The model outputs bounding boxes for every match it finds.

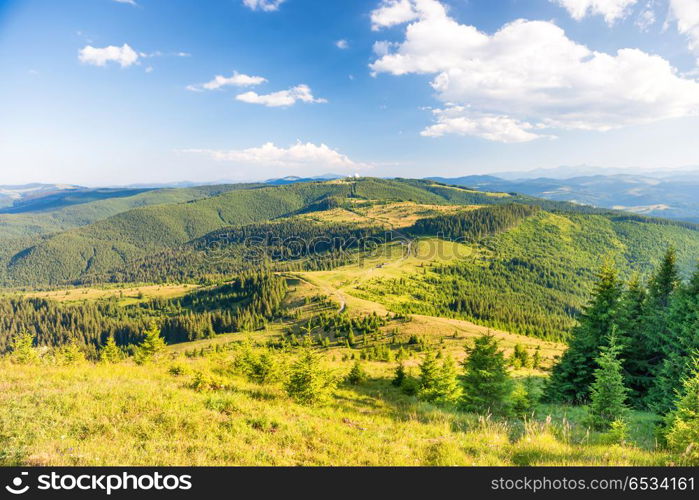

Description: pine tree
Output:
[100,336,122,363]
[652,267,699,414]
[587,330,629,430]
[417,351,441,400]
[9,332,39,365]
[545,263,622,403]
[436,355,462,404]
[55,342,86,366]
[417,352,461,404]
[392,362,406,387]
[460,334,511,415]
[134,321,166,365]
[645,248,682,410]
[664,358,699,465]
[615,275,651,406]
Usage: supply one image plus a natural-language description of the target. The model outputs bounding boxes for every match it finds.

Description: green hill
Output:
[0,184,260,241]
[2,178,698,297]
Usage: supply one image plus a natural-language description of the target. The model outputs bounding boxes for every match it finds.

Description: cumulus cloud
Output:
[336,39,349,49]
[371,0,421,30]
[235,84,327,107]
[669,0,699,63]
[243,0,285,12]
[187,71,267,92]
[551,0,639,24]
[182,141,368,172]
[78,44,139,67]
[421,108,544,143]
[370,0,699,142]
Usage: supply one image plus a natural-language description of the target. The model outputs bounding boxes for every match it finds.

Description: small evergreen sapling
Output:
[9,332,39,365]
[664,359,699,465]
[587,330,630,430]
[100,336,122,363]
[135,321,166,365]
[285,349,337,405]
[346,360,368,385]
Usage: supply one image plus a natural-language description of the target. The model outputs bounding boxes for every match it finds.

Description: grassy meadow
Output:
[0,348,670,466]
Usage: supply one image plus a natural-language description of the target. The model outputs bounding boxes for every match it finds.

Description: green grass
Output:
[0,354,671,466]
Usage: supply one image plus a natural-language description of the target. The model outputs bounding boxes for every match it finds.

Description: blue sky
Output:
[1,0,699,185]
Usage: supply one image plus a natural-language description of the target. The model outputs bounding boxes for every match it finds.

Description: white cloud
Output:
[243,0,285,12]
[551,0,639,24]
[336,39,349,49]
[669,0,699,63]
[370,0,699,142]
[113,0,138,6]
[182,141,368,172]
[78,43,139,67]
[371,0,421,30]
[421,108,545,143]
[187,71,267,92]
[235,84,327,107]
[636,2,657,31]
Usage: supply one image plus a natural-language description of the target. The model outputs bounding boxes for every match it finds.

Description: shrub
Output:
[190,371,227,392]
[168,363,190,376]
[234,346,283,384]
[600,419,630,446]
[346,360,368,385]
[284,350,337,405]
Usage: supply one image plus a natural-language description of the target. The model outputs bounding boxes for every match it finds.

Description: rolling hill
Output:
[430,173,699,223]
[2,177,698,341]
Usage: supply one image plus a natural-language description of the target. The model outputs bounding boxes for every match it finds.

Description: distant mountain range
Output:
[4,169,699,224]
[430,172,699,223]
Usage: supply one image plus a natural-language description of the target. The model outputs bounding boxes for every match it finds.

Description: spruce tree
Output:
[285,349,336,405]
[460,334,511,415]
[392,362,406,387]
[664,358,699,465]
[545,263,622,403]
[645,248,681,410]
[417,351,441,401]
[100,336,122,363]
[9,332,39,365]
[134,321,166,365]
[588,330,629,430]
[651,266,699,414]
[417,352,461,404]
[346,360,368,385]
[615,275,651,406]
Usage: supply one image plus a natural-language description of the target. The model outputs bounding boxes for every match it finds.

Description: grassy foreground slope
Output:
[0,349,668,466]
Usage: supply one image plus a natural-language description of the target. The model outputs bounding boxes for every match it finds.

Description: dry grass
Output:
[19,284,199,304]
